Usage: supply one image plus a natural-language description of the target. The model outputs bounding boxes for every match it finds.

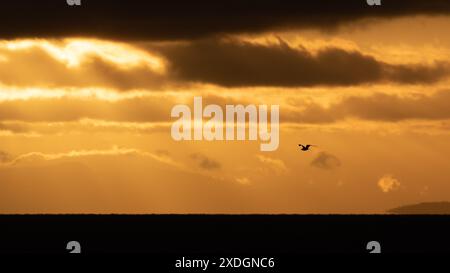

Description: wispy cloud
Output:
[256,154,288,174]
[3,146,181,169]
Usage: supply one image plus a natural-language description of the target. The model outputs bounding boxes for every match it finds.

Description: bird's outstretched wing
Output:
[298,144,318,150]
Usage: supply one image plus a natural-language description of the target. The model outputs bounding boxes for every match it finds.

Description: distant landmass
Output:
[388,202,450,214]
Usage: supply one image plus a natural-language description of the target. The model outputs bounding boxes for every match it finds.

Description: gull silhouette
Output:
[298,144,317,151]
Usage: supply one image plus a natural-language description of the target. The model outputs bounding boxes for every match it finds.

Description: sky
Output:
[1,0,450,213]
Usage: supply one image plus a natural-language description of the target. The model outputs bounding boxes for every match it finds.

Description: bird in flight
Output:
[298,144,317,151]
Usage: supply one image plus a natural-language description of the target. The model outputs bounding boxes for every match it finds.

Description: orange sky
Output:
[1,16,450,214]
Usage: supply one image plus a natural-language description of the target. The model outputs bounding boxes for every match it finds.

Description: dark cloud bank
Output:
[1,38,448,89]
[157,39,450,87]
[1,0,450,40]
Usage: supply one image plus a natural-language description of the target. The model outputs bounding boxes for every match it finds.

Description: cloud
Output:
[1,38,448,89]
[0,96,172,122]
[3,146,182,169]
[0,122,29,133]
[0,119,170,137]
[157,38,449,87]
[8,146,144,165]
[0,41,166,90]
[0,92,255,124]
[1,1,450,40]
[256,154,288,174]
[337,91,450,121]
[377,174,400,193]
[235,177,251,185]
[310,152,341,170]
[190,153,221,170]
[4,89,450,127]
[287,90,450,123]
